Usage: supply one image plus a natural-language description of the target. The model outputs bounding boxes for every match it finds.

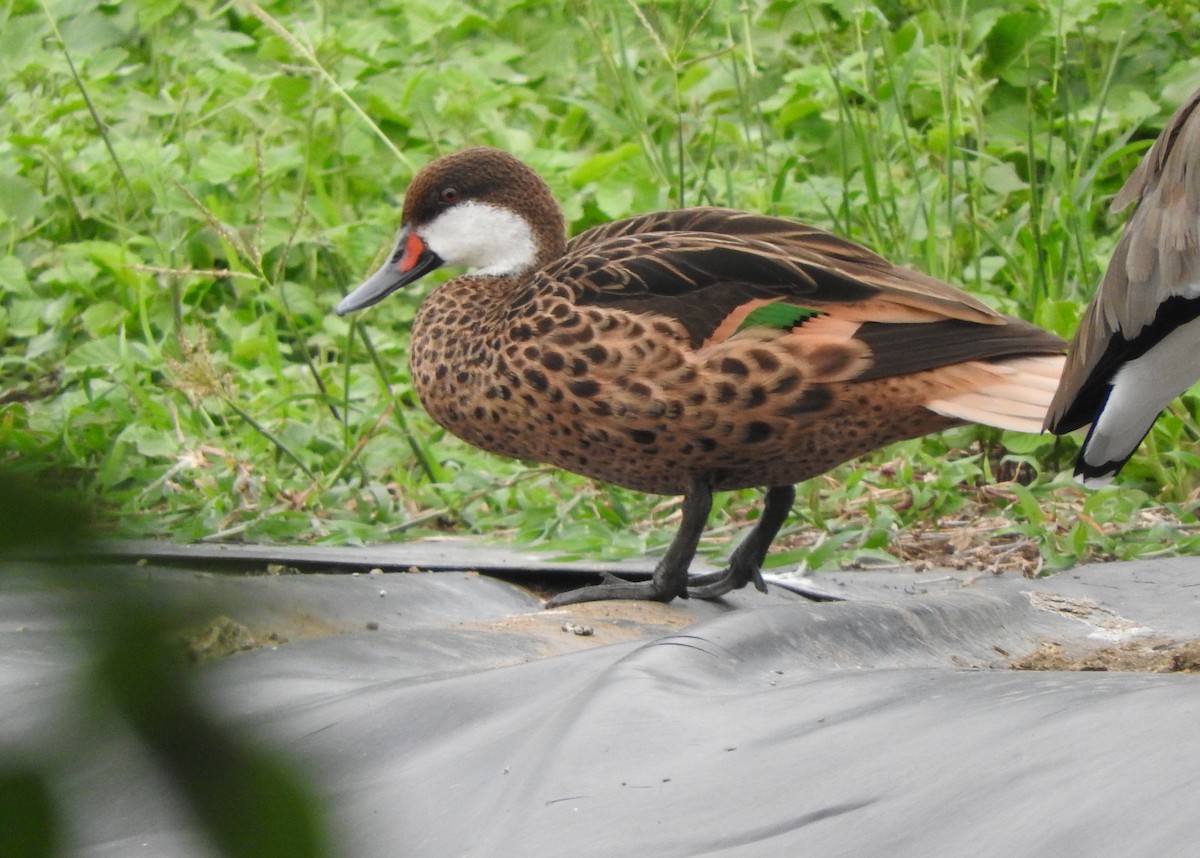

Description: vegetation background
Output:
[5,0,1200,574]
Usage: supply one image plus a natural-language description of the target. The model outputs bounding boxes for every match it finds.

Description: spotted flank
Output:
[337,146,1066,605]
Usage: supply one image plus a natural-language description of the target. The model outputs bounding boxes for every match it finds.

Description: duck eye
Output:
[439,187,460,204]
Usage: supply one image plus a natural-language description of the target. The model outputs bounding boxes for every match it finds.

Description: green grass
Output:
[5,0,1200,574]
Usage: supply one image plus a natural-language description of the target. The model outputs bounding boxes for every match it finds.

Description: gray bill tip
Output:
[335,293,363,316]
[335,263,405,316]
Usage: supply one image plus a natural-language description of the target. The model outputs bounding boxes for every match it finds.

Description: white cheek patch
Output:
[418,201,538,276]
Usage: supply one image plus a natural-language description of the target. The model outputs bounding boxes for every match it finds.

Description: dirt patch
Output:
[461,599,703,657]
[182,615,264,662]
[1025,592,1147,640]
[772,520,1044,577]
[553,598,700,629]
[1014,591,1200,673]
[765,483,1050,578]
[889,529,1042,576]
[181,608,345,662]
[765,475,1199,579]
[1013,638,1200,673]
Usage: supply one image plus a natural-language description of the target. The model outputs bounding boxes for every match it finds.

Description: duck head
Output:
[336,147,566,315]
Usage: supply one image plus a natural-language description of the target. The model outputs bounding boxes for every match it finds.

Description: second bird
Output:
[1046,88,1200,484]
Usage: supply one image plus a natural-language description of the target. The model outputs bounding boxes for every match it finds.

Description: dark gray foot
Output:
[544,480,713,607]
[681,485,796,600]
[685,563,767,600]
[544,484,797,607]
[544,573,682,607]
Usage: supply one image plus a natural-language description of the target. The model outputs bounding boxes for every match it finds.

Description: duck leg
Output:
[544,480,713,607]
[685,485,796,599]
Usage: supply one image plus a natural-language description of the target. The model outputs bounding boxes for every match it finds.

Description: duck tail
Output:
[924,354,1066,434]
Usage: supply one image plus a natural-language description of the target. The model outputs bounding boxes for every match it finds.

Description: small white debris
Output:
[561,621,593,636]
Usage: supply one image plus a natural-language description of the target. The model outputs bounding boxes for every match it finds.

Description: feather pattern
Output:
[1046,86,1200,483]
[337,147,1065,604]
[561,208,1003,332]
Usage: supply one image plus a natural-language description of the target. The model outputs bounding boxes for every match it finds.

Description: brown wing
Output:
[549,207,1060,382]
[566,207,1004,328]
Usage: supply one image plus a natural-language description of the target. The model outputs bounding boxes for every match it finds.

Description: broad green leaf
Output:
[569,143,643,186]
[0,175,43,225]
[983,11,1048,75]
[981,162,1028,195]
[0,256,30,297]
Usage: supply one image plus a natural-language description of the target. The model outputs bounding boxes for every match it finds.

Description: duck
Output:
[336,146,1065,606]
[1045,87,1200,485]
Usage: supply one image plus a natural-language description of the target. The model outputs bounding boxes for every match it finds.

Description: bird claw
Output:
[544,574,683,608]
[685,561,767,600]
[544,560,769,606]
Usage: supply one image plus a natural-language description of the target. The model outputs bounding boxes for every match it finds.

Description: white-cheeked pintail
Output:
[338,147,1065,605]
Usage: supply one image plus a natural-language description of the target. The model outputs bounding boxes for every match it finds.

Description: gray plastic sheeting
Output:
[5,547,1200,857]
